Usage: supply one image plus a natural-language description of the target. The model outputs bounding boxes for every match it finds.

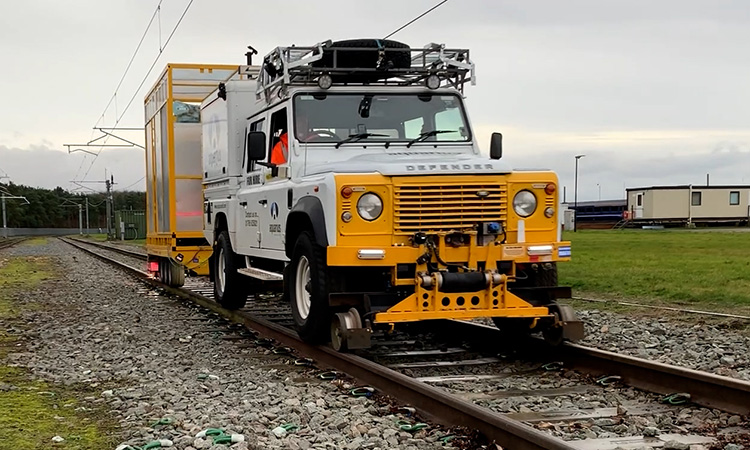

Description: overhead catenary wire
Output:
[80,0,196,181]
[119,176,146,191]
[383,0,450,39]
[113,0,195,126]
[73,1,163,185]
[92,1,163,133]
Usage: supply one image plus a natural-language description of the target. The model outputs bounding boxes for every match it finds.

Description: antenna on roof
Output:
[246,46,258,65]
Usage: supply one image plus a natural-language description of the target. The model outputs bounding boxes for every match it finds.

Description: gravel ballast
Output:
[476,303,750,383]
[576,309,750,382]
[5,239,458,449]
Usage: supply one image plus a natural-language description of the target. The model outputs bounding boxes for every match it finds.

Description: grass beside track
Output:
[83,234,145,247]
[0,244,118,449]
[559,229,750,314]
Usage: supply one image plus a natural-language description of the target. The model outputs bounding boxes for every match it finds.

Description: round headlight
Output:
[357,193,383,221]
[513,190,537,217]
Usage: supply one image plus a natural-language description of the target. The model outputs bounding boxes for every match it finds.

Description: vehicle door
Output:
[236,116,266,252]
[258,105,292,252]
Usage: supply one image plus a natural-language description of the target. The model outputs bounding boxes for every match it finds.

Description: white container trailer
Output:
[626,185,750,226]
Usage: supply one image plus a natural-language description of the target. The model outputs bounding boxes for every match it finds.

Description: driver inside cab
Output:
[271,114,315,165]
[270,131,289,165]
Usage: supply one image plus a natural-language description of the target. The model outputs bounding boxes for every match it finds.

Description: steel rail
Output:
[0,237,28,250]
[61,237,576,450]
[68,237,147,259]
[438,320,750,416]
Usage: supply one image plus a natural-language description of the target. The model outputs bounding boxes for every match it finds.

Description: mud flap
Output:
[557,304,585,341]
[345,327,372,350]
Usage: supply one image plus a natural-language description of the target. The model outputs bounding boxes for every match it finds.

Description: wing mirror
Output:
[247,131,266,161]
[490,132,502,160]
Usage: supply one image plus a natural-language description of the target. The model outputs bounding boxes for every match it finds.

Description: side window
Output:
[636,194,642,207]
[691,191,702,206]
[246,118,265,173]
[268,108,288,165]
[730,191,740,205]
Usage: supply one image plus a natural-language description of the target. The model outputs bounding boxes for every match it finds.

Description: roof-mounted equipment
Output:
[256,38,475,103]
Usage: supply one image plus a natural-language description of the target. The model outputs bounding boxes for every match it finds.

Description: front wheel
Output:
[213,230,247,309]
[289,231,331,343]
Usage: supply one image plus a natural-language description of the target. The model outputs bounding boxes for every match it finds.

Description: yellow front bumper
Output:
[373,275,549,324]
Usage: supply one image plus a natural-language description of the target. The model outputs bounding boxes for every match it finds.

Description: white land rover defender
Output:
[202,39,581,351]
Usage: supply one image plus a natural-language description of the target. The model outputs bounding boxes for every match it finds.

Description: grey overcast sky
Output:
[1,0,748,200]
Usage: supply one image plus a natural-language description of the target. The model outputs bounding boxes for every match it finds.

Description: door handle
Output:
[239,201,247,207]
[258,199,268,205]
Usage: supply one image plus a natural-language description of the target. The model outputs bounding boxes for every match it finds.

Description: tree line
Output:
[0,182,145,229]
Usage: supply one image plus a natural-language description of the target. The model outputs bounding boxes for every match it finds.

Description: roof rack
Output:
[256,41,475,104]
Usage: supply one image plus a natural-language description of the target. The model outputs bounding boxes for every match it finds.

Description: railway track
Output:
[0,236,28,250]
[62,237,750,449]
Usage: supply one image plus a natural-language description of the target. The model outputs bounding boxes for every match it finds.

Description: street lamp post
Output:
[574,154,585,232]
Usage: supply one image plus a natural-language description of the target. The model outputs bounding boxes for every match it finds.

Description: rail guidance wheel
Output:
[289,231,330,343]
[330,308,362,352]
[213,230,247,309]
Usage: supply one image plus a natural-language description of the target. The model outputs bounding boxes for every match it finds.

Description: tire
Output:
[312,38,411,82]
[511,262,558,291]
[289,231,331,343]
[536,263,558,287]
[213,230,247,309]
[158,259,167,284]
[167,259,185,287]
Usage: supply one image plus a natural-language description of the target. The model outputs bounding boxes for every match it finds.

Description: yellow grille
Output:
[393,183,508,234]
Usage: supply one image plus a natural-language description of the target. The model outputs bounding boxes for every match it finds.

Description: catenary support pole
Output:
[106,177,112,239]
[2,197,6,239]
[573,154,585,232]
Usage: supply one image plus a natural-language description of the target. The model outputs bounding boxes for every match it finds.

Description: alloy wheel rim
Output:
[295,256,311,320]
[217,247,226,294]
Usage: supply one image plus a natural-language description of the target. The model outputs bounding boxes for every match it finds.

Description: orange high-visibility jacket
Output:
[271,133,288,165]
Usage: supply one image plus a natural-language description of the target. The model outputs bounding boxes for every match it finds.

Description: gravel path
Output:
[6,239,459,450]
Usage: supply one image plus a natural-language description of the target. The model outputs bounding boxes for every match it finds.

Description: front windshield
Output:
[293,93,471,144]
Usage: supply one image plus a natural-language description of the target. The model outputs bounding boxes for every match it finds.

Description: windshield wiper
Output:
[335,133,387,149]
[405,130,453,148]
